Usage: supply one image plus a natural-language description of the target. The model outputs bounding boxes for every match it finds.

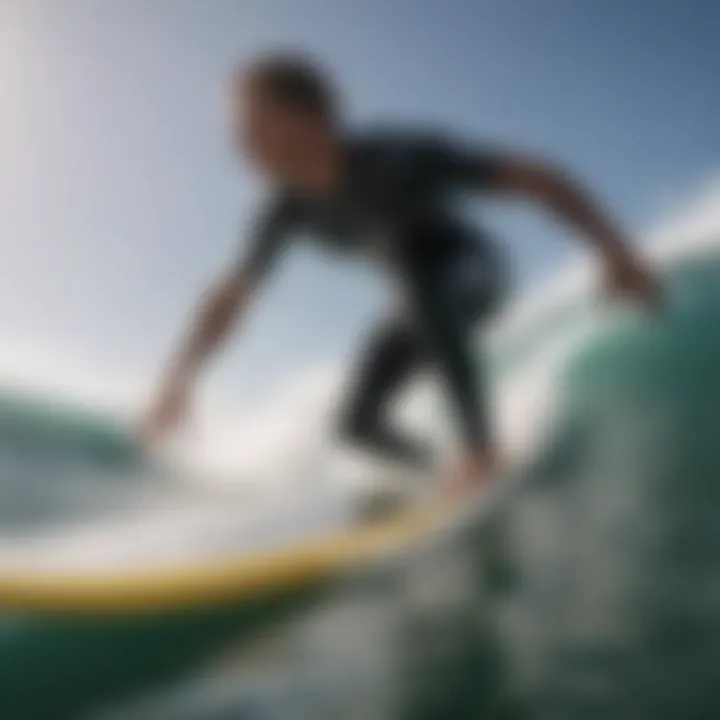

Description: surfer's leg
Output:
[412,244,508,491]
[337,318,431,466]
[445,245,508,488]
[337,243,507,473]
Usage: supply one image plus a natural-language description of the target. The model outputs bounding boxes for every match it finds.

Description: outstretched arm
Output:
[142,270,255,441]
[166,271,254,388]
[142,198,293,442]
[424,134,659,306]
[489,153,661,305]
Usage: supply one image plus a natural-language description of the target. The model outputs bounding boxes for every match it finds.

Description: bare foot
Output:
[440,451,497,500]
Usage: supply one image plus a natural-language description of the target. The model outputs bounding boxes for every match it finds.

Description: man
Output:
[143,53,660,493]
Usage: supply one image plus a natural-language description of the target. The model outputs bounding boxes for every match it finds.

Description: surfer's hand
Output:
[141,380,189,443]
[606,254,662,309]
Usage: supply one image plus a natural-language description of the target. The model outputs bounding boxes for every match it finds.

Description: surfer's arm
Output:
[141,271,253,441]
[161,202,292,388]
[424,135,659,305]
[143,202,293,439]
[487,154,661,305]
[162,271,255,389]
[419,136,651,271]
[419,137,634,268]
[490,156,627,258]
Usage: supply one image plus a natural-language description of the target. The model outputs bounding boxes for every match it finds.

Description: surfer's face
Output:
[231,79,325,183]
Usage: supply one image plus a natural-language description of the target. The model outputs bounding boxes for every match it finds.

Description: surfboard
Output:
[0,478,496,613]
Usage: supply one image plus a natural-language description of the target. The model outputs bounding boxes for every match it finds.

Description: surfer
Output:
[142,53,660,493]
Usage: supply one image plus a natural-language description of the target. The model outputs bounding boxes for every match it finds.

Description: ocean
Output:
[0,244,719,719]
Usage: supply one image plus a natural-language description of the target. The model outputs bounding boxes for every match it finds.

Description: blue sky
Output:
[1,0,718,406]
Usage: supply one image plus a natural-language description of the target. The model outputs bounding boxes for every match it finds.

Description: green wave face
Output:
[487,251,720,718]
[0,393,143,530]
[0,393,138,468]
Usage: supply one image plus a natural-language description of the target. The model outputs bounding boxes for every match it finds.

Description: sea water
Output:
[1,249,719,719]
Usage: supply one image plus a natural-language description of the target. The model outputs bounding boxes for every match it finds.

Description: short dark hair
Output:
[241,52,338,123]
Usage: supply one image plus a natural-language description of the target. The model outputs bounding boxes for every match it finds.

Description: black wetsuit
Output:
[238,130,508,464]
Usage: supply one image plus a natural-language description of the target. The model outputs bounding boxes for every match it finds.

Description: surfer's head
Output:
[230,52,340,184]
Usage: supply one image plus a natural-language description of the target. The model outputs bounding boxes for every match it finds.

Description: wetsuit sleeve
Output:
[235,198,296,285]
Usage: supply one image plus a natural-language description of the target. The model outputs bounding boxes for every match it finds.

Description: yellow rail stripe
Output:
[0,502,451,614]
